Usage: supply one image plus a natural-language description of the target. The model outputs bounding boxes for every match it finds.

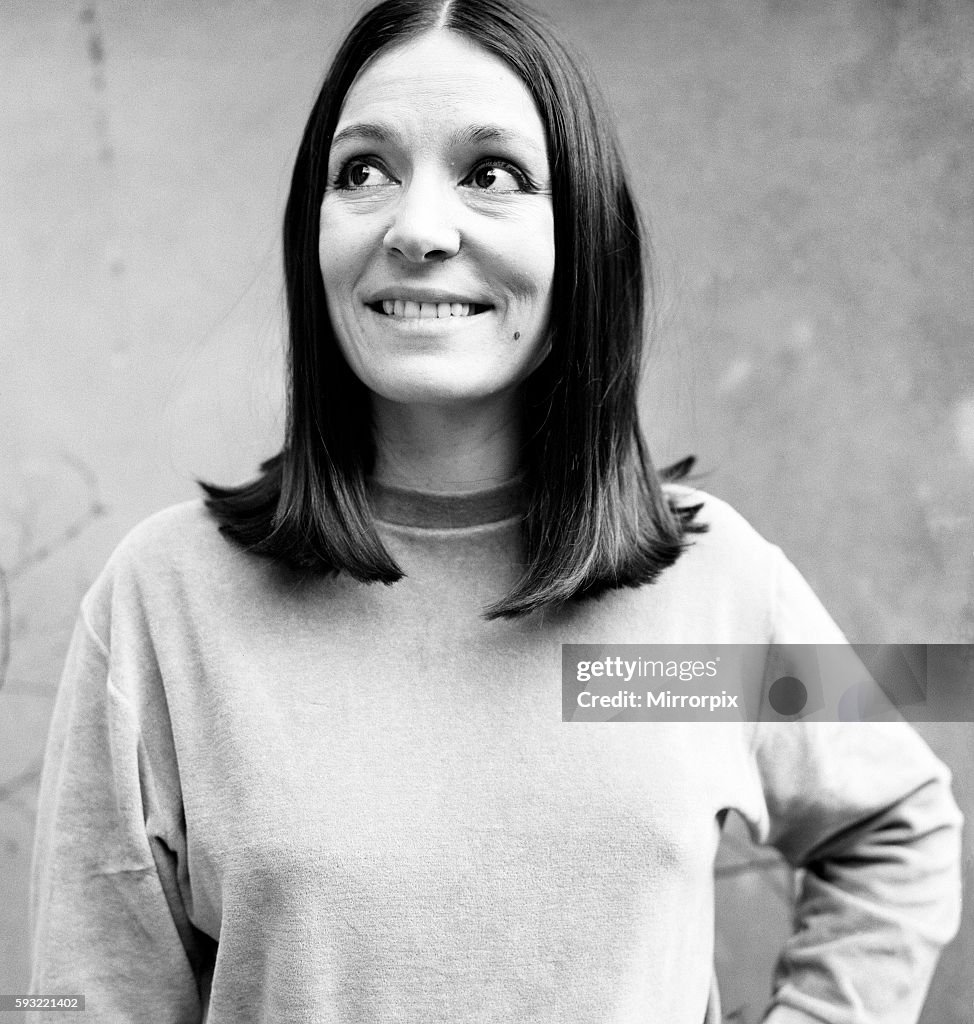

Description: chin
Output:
[362,358,526,409]
[367,374,515,409]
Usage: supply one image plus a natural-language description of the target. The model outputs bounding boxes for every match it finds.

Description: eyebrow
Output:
[330,121,547,160]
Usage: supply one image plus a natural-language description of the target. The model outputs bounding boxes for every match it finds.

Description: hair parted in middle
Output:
[201,0,705,619]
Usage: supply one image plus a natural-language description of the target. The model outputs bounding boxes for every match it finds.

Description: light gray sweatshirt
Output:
[30,483,962,1023]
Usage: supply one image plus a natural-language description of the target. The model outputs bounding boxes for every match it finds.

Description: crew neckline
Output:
[369,477,526,529]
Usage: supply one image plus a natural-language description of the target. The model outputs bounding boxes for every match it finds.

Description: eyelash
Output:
[466,159,538,193]
[330,156,540,194]
[329,157,389,191]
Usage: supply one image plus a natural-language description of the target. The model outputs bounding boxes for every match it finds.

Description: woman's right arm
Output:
[30,608,209,1023]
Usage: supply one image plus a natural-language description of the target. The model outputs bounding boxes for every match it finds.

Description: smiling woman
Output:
[28,0,962,1022]
[319,31,555,415]
[195,0,700,618]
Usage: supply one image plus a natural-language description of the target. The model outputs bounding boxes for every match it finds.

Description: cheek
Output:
[317,204,373,298]
[491,209,555,311]
[317,212,373,378]
[317,234,342,300]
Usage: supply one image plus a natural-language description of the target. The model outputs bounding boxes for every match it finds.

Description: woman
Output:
[30,0,961,1021]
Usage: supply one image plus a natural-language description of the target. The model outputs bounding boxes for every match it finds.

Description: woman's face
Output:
[319,30,555,409]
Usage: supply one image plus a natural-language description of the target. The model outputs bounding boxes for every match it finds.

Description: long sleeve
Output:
[753,551,964,1024]
[29,606,208,1023]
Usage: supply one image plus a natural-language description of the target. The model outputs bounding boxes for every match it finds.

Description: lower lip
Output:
[365,306,492,331]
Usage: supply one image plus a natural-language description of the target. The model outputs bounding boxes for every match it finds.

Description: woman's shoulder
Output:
[660,483,786,612]
[107,498,226,569]
[664,482,779,562]
[84,499,246,623]
[661,483,845,642]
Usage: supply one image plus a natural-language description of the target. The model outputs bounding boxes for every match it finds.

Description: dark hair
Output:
[201,0,705,619]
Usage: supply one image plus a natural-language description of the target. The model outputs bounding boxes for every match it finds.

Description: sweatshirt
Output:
[29,482,963,1023]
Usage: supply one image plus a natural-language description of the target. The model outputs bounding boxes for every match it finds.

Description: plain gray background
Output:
[1,0,971,1020]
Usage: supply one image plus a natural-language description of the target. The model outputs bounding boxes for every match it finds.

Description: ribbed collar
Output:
[369,477,526,529]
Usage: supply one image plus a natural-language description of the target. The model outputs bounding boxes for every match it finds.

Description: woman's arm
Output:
[29,609,209,1023]
[752,551,963,1024]
[755,717,962,1024]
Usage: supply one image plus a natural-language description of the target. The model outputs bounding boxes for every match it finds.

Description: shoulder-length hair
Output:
[201,0,704,619]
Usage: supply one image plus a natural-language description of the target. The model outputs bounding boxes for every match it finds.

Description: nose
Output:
[382,177,461,263]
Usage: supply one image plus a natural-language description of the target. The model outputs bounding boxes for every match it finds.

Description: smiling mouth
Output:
[369,300,491,319]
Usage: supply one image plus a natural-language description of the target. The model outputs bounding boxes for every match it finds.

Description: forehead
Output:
[335,30,547,151]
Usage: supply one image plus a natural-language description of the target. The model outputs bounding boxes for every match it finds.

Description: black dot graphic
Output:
[768,676,807,716]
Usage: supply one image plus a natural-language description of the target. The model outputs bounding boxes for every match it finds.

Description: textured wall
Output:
[2,1,971,1020]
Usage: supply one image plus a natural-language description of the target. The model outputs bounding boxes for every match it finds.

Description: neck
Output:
[371,394,522,493]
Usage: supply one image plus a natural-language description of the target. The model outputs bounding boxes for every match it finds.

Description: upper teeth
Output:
[380,300,474,318]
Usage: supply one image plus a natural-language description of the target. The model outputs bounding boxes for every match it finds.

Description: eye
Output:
[333,158,397,190]
[462,160,532,193]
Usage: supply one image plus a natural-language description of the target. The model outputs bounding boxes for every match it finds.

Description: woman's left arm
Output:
[753,550,963,1024]
[754,717,962,1024]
